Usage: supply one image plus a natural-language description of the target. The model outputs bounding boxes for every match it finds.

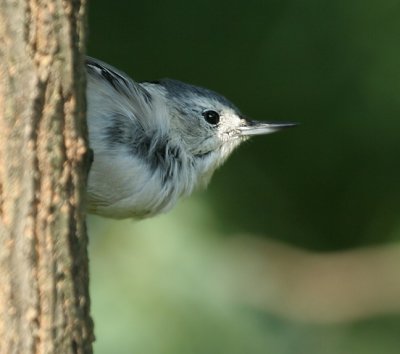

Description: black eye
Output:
[202,110,220,125]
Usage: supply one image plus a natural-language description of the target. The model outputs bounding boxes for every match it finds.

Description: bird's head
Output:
[149,79,296,163]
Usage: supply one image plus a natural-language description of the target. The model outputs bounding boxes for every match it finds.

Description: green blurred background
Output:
[87,1,400,353]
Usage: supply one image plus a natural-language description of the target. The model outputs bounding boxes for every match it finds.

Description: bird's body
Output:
[86,57,295,219]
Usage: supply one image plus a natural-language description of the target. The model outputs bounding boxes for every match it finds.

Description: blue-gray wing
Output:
[86,56,152,104]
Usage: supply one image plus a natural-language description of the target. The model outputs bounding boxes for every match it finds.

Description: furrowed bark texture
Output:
[0,0,93,353]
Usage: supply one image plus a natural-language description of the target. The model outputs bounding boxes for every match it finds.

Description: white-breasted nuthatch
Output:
[86,57,296,219]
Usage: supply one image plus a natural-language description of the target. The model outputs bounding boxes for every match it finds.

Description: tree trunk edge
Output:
[0,0,94,353]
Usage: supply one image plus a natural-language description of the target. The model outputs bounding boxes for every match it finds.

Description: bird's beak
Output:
[239,120,298,136]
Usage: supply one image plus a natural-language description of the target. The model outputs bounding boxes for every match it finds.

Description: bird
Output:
[85,57,297,219]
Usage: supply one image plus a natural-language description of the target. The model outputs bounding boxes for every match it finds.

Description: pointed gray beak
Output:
[239,120,298,136]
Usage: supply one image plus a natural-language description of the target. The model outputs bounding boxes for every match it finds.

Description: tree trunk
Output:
[0,1,93,353]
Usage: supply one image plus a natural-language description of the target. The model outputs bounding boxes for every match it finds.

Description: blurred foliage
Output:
[88,0,400,353]
[88,0,400,250]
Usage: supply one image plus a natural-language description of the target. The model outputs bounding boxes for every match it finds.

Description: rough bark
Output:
[0,0,93,353]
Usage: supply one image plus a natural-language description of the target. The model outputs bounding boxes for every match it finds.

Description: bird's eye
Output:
[202,110,220,125]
